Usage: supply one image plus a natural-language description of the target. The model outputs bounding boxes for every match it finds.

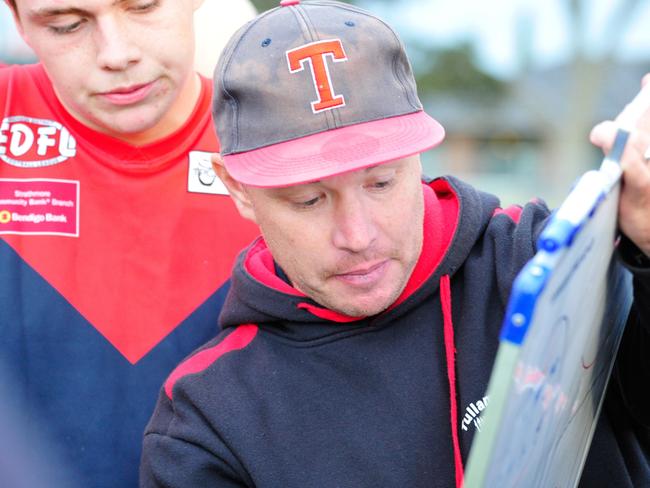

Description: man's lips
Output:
[333,260,389,286]
[99,80,157,105]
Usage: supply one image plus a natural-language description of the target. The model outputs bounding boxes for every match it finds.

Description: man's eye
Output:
[298,196,321,207]
[291,194,323,209]
[370,179,394,190]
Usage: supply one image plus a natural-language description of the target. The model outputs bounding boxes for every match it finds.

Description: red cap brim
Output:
[223,111,445,188]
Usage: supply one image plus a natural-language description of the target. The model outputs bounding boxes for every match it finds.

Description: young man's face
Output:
[235,155,425,318]
[12,0,203,143]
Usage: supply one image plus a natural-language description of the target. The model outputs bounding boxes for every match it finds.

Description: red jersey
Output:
[0,63,259,487]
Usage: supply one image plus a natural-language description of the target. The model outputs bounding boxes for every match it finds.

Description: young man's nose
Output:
[95,18,141,71]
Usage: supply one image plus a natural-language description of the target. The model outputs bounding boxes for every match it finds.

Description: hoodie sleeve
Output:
[140,391,249,488]
[483,198,551,306]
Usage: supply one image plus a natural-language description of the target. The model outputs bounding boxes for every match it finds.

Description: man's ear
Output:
[211,153,257,222]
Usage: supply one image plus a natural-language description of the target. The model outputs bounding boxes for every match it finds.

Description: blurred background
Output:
[3,0,650,206]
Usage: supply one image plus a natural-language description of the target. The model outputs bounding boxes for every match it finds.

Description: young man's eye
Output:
[130,0,159,12]
[48,19,85,34]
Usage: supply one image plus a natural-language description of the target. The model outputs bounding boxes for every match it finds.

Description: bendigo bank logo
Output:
[286,39,348,114]
[0,116,77,168]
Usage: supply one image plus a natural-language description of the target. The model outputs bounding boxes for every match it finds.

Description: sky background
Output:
[355,0,650,78]
[4,0,650,75]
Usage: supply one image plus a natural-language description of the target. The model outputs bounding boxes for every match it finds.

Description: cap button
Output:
[280,0,300,6]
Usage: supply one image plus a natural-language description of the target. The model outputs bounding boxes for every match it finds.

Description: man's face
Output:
[241,156,425,318]
[13,0,202,143]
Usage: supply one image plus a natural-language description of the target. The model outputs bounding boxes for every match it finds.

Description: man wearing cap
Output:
[140,1,650,487]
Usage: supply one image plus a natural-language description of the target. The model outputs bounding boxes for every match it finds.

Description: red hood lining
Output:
[243,180,460,322]
[244,238,307,297]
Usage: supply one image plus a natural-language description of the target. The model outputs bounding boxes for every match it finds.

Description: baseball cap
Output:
[212,0,445,188]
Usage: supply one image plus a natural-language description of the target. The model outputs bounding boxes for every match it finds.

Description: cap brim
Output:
[223,111,445,188]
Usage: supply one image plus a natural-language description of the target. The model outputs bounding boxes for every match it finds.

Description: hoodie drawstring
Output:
[440,274,464,488]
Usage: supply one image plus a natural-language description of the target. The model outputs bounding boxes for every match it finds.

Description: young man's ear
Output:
[192,0,206,12]
[5,1,26,43]
[211,153,257,223]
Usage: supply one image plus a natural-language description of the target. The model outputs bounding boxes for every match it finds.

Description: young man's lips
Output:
[100,81,156,105]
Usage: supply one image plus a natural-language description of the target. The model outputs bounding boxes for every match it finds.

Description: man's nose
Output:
[331,195,378,253]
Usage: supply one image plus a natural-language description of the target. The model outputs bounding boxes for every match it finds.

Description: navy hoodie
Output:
[141,177,650,487]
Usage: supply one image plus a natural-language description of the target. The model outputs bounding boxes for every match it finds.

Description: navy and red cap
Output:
[212,0,445,188]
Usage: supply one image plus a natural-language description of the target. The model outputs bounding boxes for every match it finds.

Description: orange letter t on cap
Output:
[287,39,348,113]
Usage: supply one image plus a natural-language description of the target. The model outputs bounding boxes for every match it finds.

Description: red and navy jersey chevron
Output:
[0,64,259,488]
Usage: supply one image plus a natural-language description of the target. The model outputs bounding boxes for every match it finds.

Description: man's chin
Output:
[328,295,396,319]
[302,281,402,318]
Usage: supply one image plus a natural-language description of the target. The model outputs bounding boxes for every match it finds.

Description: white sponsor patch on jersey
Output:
[187,151,229,195]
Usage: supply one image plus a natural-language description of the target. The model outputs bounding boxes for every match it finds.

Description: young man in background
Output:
[0,1,259,486]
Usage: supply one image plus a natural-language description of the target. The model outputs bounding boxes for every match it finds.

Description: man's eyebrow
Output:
[366,162,397,172]
[304,165,389,185]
